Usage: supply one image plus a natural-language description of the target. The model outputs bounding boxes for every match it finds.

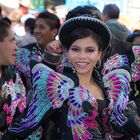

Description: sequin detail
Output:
[131,45,140,82]
[1,74,26,125]
[9,63,74,132]
[102,53,128,75]
[103,69,131,126]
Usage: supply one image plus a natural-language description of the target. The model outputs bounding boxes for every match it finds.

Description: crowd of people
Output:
[0,2,140,140]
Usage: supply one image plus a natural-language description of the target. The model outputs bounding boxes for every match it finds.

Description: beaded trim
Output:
[59,16,111,37]
[131,45,140,82]
[59,15,111,50]
[103,69,131,126]
[102,53,129,75]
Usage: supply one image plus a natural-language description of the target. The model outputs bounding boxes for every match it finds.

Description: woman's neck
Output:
[77,72,93,89]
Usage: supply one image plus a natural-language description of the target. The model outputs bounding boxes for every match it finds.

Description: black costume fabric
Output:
[0,68,26,139]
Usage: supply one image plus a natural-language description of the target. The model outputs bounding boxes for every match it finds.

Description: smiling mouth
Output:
[76,62,89,68]
[35,34,41,37]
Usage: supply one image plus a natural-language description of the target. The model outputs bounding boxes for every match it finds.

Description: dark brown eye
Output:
[71,48,79,52]
[87,49,94,53]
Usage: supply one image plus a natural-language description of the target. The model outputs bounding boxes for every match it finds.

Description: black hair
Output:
[0,19,11,42]
[127,30,140,43]
[0,6,2,16]
[25,18,35,34]
[1,16,12,25]
[65,27,102,51]
[66,5,102,20]
[37,11,60,30]
[102,4,120,19]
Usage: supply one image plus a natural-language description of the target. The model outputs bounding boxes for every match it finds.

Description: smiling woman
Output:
[2,5,140,140]
[1,9,112,139]
[58,15,110,101]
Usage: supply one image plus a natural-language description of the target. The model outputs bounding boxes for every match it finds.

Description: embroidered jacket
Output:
[0,69,26,136]
[2,43,140,140]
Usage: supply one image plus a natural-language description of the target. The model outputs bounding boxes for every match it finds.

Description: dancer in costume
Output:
[0,19,26,139]
[2,12,112,140]
[2,6,140,140]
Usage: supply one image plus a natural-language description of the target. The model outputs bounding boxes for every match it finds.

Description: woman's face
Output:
[133,36,140,44]
[67,36,101,75]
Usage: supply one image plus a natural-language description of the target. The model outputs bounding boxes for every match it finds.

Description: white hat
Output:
[19,0,33,9]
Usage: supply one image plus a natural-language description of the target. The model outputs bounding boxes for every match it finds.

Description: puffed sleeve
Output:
[2,63,74,139]
[131,44,140,82]
[102,53,140,138]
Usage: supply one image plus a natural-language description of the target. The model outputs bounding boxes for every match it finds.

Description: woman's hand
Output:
[46,40,63,54]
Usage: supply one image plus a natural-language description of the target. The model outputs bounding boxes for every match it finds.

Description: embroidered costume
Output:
[2,13,140,140]
[102,41,140,139]
[0,68,26,138]
[3,62,108,140]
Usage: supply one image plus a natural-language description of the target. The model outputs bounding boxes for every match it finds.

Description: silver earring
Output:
[95,60,101,68]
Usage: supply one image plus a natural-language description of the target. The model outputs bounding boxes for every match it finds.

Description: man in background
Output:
[102,4,129,44]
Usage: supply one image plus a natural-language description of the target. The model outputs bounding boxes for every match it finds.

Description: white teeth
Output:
[77,63,87,65]
[35,35,41,38]
[76,62,88,68]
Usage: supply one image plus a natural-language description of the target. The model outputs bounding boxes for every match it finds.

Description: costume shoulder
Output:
[16,48,32,77]
[103,53,140,137]
[6,63,74,137]
[131,44,140,82]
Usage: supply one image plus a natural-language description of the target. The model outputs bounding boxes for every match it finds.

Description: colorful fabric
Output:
[9,63,74,132]
[16,48,31,77]
[131,45,140,82]
[103,69,131,126]
[0,72,26,126]
[8,64,102,140]
[102,53,129,75]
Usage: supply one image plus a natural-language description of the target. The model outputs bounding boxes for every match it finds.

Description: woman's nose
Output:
[78,51,87,58]
[14,45,18,51]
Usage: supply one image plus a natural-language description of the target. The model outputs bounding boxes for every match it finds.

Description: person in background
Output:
[19,11,60,58]
[8,9,25,45]
[0,19,26,139]
[17,18,36,47]
[13,11,60,102]
[19,0,33,16]
[127,29,140,117]
[102,4,129,44]
[127,29,140,44]
[19,0,35,27]
[1,16,12,25]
